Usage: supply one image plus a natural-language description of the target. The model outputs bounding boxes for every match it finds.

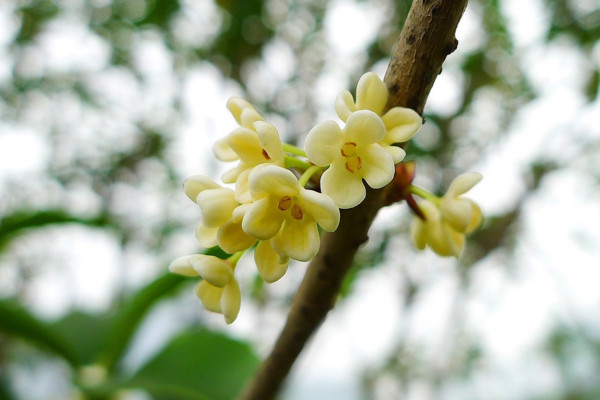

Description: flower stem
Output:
[282,143,307,158]
[298,165,322,187]
[284,156,311,171]
[409,184,440,206]
[227,251,245,268]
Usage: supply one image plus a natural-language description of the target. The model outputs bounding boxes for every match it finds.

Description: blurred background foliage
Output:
[1,0,600,399]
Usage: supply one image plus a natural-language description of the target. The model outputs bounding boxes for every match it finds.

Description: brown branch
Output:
[239,1,468,399]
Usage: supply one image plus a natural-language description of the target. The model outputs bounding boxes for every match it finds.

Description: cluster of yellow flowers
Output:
[170,72,482,323]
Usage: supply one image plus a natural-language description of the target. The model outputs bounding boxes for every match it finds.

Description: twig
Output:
[239,1,468,399]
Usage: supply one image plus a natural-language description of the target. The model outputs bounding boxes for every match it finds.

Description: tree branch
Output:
[239,1,468,399]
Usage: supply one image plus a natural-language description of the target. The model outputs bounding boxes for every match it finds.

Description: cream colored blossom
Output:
[169,255,241,324]
[183,175,256,254]
[242,165,340,261]
[410,173,483,257]
[335,72,422,162]
[212,98,285,203]
[305,110,395,208]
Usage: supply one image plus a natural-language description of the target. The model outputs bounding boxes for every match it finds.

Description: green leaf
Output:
[129,329,259,400]
[0,300,78,366]
[51,311,113,366]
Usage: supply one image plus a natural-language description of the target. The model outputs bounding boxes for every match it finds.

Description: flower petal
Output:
[298,188,340,232]
[242,196,284,240]
[410,218,427,250]
[441,197,474,233]
[355,72,388,115]
[254,240,289,283]
[188,254,233,287]
[279,219,320,261]
[334,90,356,122]
[213,138,239,161]
[305,120,343,167]
[196,188,237,227]
[227,97,254,125]
[226,127,264,164]
[465,201,483,234]
[183,175,220,202]
[221,163,244,184]
[218,220,257,253]
[381,107,422,143]
[320,163,366,209]
[194,281,222,313]
[249,165,299,199]
[234,167,252,203]
[168,255,199,277]
[195,222,219,248]
[221,279,241,324]
[344,110,386,146]
[383,144,406,163]
[240,107,264,130]
[360,144,395,189]
[255,121,284,163]
[446,172,482,197]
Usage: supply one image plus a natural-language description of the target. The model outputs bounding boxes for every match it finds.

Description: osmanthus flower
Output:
[335,72,422,163]
[169,254,241,324]
[242,165,340,262]
[183,175,256,254]
[211,97,285,203]
[410,172,483,257]
[305,110,395,208]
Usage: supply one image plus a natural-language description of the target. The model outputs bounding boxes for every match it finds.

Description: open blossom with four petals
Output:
[305,110,395,208]
[242,165,340,261]
[213,97,285,203]
[410,172,483,257]
[335,72,422,163]
[169,255,241,324]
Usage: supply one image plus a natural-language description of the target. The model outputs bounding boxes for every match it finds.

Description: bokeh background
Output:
[1,0,600,399]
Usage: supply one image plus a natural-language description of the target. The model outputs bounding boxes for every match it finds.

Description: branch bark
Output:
[240,1,468,399]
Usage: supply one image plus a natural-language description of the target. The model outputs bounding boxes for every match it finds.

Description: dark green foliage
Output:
[129,330,259,400]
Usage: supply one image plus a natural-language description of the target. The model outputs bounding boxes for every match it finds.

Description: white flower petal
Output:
[213,138,239,161]
[188,254,233,287]
[218,220,257,253]
[305,120,343,167]
[298,188,340,232]
[344,110,386,146]
[447,172,482,197]
[360,144,395,189]
[168,255,199,277]
[195,222,219,248]
[194,281,222,313]
[334,90,356,122]
[226,127,265,164]
[410,218,427,250]
[279,219,320,261]
[221,163,244,184]
[441,197,473,233]
[383,145,406,163]
[321,164,366,209]
[255,121,284,163]
[240,107,264,130]
[183,175,220,202]
[249,165,299,199]
[234,167,252,203]
[227,97,254,125]
[242,196,284,240]
[465,201,483,234]
[381,107,422,143]
[254,240,289,283]
[221,279,241,324]
[196,188,237,227]
[355,72,388,115]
